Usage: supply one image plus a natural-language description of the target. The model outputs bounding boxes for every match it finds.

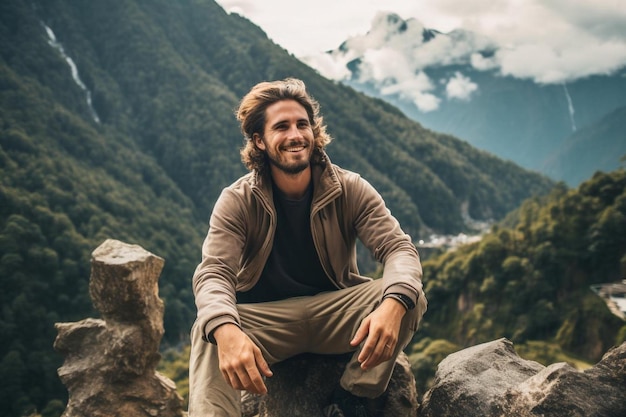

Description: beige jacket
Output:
[192,155,424,341]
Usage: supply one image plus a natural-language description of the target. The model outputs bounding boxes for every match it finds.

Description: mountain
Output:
[305,12,626,186]
[542,106,626,185]
[0,1,555,415]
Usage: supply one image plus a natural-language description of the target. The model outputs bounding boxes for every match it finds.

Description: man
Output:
[189,78,427,417]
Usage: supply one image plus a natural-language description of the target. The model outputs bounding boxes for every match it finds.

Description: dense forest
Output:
[407,168,626,392]
[1,0,614,416]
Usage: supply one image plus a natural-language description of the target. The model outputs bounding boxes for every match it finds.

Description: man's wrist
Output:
[211,323,241,344]
[382,293,416,310]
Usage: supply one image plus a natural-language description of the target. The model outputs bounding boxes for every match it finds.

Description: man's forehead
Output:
[265,100,309,122]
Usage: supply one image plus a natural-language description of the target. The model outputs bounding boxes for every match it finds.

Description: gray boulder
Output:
[420,337,626,417]
[498,342,626,416]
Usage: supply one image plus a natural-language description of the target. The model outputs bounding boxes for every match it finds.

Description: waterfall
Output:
[42,23,101,124]
[562,83,576,132]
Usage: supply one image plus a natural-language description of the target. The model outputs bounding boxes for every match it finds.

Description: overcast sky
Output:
[215,0,626,84]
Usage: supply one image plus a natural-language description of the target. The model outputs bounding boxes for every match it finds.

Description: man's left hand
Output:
[350,297,406,370]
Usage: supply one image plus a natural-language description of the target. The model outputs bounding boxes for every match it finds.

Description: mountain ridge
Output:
[306,11,626,185]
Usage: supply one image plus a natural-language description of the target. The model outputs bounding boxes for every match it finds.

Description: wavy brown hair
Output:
[237,78,332,173]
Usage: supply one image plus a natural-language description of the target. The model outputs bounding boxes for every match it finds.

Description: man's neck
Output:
[270,166,312,200]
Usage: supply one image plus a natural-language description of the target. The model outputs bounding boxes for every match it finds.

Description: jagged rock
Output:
[54,239,185,417]
[419,337,626,417]
[419,338,543,417]
[498,342,626,416]
[241,352,419,417]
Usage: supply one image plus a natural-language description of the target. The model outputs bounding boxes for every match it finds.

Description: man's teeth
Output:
[285,146,304,152]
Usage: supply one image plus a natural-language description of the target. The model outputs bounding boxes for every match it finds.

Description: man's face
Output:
[254,99,314,175]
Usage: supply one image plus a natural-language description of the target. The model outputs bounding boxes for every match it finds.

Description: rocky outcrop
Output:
[420,337,626,417]
[55,240,626,417]
[54,239,185,417]
[241,352,419,417]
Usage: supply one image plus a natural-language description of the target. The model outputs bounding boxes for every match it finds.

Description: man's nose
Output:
[286,124,303,138]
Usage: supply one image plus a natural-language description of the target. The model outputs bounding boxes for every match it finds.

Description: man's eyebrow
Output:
[269,119,288,129]
[270,117,310,128]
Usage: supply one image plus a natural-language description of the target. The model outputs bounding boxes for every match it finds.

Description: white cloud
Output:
[360,47,413,83]
[379,71,441,112]
[416,0,626,83]
[216,0,626,86]
[413,92,441,112]
[305,53,352,80]
[446,72,478,101]
[495,37,626,83]
[470,53,498,71]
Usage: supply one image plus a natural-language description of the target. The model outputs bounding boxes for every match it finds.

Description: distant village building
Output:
[591,280,626,320]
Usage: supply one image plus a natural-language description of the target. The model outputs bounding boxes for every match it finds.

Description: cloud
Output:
[217,0,626,93]
[446,72,478,100]
[378,71,442,112]
[412,92,441,112]
[303,12,490,111]
[305,53,352,81]
[496,40,626,83]
[421,0,626,83]
[470,53,498,71]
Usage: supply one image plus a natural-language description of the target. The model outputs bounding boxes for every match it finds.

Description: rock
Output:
[419,338,543,417]
[241,352,419,417]
[419,337,626,417]
[498,342,626,417]
[54,239,185,417]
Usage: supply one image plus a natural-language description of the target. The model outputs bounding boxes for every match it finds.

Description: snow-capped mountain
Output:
[304,12,626,185]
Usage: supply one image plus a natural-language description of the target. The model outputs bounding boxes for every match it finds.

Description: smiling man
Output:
[189,78,427,417]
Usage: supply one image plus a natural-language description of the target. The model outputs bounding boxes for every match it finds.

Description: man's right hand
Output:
[213,323,273,395]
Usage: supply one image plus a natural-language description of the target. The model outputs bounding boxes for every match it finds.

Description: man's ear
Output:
[253,133,265,150]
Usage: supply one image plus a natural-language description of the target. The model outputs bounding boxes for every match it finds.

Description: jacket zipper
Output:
[310,187,342,289]
[249,186,276,288]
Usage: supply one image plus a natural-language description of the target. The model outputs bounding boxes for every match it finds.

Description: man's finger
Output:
[244,365,267,394]
[357,328,381,366]
[359,338,385,369]
[229,371,244,391]
[255,348,273,378]
[350,317,370,346]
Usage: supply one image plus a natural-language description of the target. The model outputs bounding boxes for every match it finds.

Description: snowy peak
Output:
[359,12,439,46]
[304,11,496,105]
[335,12,446,61]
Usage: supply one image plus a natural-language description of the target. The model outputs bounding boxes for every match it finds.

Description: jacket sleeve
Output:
[348,174,424,307]
[192,187,247,342]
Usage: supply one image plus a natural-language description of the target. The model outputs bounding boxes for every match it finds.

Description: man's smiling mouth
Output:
[283,144,307,152]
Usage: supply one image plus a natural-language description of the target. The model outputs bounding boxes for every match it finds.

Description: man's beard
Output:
[267,154,310,175]
[264,141,313,175]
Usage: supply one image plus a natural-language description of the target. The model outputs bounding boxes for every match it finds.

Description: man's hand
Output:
[213,323,273,394]
[350,297,406,370]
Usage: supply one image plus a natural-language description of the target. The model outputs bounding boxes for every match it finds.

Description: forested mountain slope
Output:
[410,169,626,392]
[1,0,553,415]
[542,106,626,186]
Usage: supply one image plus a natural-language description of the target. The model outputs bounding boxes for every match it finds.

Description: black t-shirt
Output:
[237,183,335,303]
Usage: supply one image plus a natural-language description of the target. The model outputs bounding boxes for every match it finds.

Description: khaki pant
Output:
[188,280,427,417]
